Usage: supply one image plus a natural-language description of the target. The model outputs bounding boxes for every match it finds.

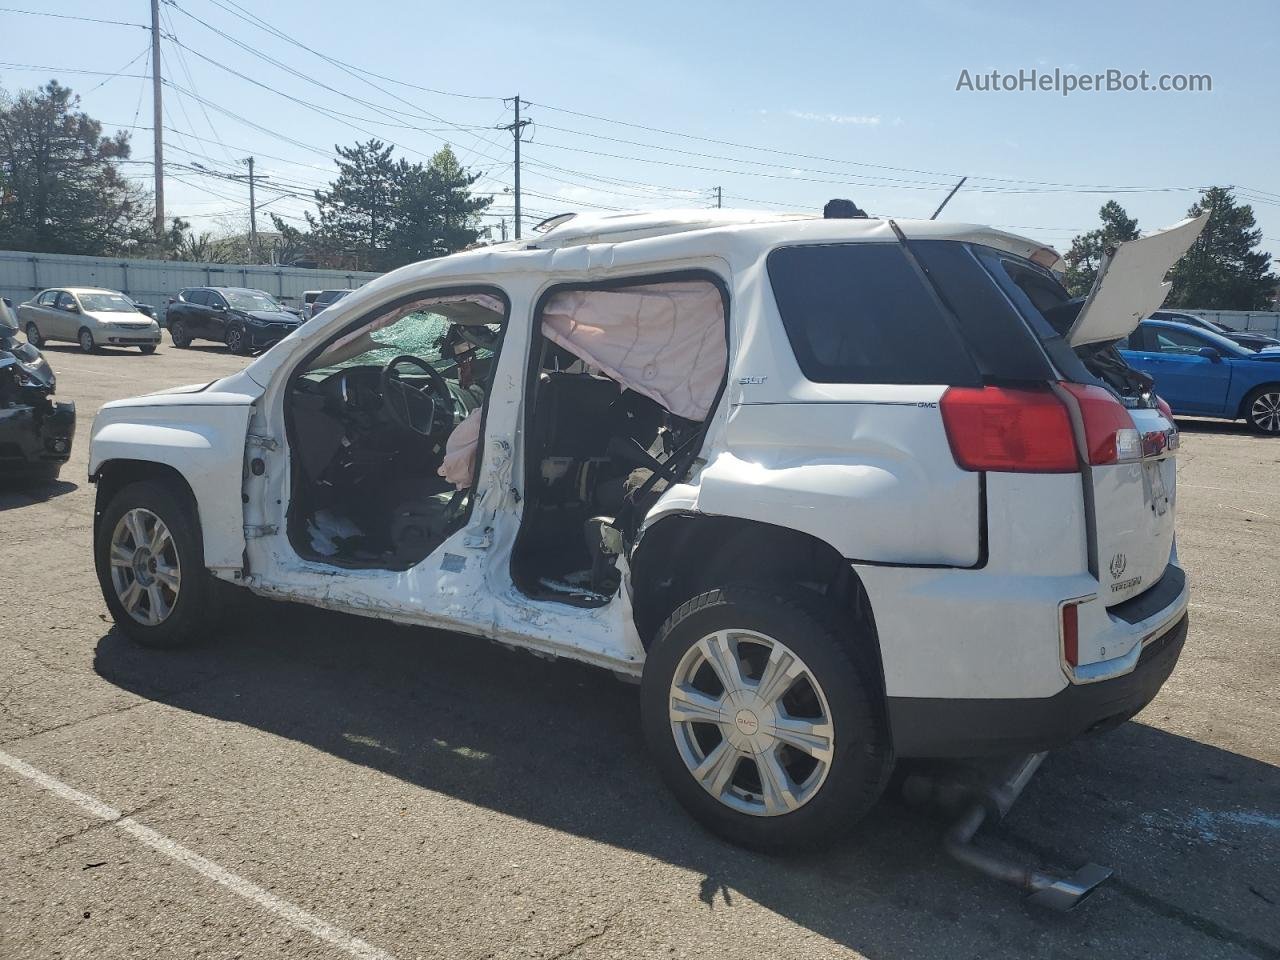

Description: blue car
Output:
[1119,319,1280,434]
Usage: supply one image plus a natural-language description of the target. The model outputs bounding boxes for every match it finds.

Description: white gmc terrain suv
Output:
[89,209,1204,855]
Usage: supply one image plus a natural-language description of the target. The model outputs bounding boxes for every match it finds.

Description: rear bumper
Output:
[887,612,1187,757]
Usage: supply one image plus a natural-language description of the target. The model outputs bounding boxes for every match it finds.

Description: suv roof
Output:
[474,209,1062,271]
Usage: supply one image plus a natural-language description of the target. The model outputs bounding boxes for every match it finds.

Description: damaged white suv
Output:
[89,209,1203,853]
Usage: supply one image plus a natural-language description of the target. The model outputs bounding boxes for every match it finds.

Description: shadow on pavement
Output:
[0,475,77,510]
[94,598,1280,958]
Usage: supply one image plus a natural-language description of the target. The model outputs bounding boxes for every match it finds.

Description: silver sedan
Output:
[19,287,162,354]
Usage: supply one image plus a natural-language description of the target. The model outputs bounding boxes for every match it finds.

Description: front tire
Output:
[140,344,157,355]
[1244,386,1280,434]
[25,322,44,347]
[225,323,249,355]
[94,480,220,648]
[640,585,893,853]
[78,327,96,353]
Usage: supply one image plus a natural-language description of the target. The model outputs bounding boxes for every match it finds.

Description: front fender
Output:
[90,404,253,571]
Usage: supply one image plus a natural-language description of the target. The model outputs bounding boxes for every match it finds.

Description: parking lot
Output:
[1,342,1277,959]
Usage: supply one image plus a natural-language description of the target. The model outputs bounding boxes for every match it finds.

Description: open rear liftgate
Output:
[903,754,1113,911]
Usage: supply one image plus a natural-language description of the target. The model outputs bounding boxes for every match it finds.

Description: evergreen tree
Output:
[387,146,492,264]
[1063,201,1141,297]
[307,139,400,270]
[0,81,152,255]
[1166,187,1275,310]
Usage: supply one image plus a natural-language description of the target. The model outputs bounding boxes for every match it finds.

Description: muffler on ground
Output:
[903,753,1112,911]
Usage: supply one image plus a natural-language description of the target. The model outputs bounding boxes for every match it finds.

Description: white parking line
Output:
[0,748,398,960]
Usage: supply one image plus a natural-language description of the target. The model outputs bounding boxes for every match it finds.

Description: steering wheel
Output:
[380,354,453,436]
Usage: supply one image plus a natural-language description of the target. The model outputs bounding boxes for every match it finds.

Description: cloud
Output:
[787,110,882,126]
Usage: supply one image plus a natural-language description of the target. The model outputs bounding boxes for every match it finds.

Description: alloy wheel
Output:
[108,508,182,626]
[1250,392,1280,433]
[25,323,42,347]
[668,629,835,817]
[227,327,244,353]
[79,329,94,353]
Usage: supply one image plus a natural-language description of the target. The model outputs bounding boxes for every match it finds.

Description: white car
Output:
[87,209,1201,856]
[20,287,162,353]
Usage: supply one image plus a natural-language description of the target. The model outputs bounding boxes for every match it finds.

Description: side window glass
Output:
[56,292,76,310]
[1153,328,1208,355]
[39,291,57,306]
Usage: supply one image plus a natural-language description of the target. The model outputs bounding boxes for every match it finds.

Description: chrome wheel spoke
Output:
[148,518,171,555]
[154,563,180,592]
[669,684,724,725]
[119,578,143,614]
[755,750,800,815]
[772,715,835,762]
[755,646,798,705]
[109,543,133,568]
[699,631,748,695]
[692,739,740,797]
[123,510,147,548]
[145,584,169,624]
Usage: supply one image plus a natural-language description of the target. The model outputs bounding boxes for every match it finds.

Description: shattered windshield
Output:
[305,311,498,379]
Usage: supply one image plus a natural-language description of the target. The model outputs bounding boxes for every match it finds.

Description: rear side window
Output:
[767,244,980,385]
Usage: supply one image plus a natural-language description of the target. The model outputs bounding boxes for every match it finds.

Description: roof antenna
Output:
[823,198,868,219]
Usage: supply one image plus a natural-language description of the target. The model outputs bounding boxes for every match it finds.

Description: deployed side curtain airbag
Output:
[438,407,481,489]
[540,281,726,422]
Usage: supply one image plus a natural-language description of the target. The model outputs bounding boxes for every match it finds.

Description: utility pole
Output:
[245,157,257,261]
[497,96,531,239]
[191,161,267,260]
[715,186,722,208]
[150,0,164,240]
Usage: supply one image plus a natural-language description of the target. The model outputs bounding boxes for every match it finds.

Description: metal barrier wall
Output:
[0,249,381,319]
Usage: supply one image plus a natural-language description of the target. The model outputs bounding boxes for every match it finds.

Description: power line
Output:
[0,7,147,28]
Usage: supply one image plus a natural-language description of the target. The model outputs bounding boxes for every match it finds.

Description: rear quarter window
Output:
[766,243,981,386]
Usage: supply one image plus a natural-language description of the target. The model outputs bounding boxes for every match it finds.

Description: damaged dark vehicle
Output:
[0,301,75,482]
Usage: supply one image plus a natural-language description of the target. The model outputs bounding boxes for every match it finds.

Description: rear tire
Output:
[169,320,191,348]
[1244,386,1280,434]
[25,322,44,347]
[78,327,96,353]
[640,584,893,853]
[94,480,221,648]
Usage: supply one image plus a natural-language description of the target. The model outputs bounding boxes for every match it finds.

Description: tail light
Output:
[1058,383,1141,464]
[1155,395,1174,419]
[1061,600,1080,668]
[941,382,1142,473]
[939,386,1077,472]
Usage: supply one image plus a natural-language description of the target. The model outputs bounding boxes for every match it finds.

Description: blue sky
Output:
[4,0,1278,261]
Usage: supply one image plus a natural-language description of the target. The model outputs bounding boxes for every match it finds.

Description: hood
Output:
[1251,346,1280,360]
[85,310,156,327]
[1066,214,1209,347]
[244,310,299,324]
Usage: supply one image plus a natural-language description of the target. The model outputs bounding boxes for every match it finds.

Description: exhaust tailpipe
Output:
[910,753,1112,911]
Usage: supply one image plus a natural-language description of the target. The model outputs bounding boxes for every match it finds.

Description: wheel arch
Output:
[93,459,200,538]
[629,512,885,691]
[1237,381,1280,421]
